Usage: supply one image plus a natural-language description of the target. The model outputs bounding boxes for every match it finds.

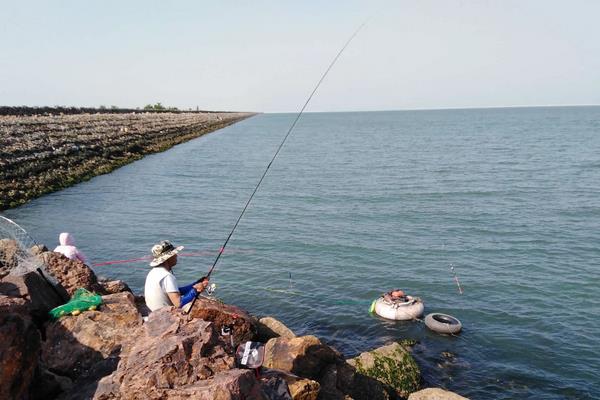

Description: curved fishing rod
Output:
[206,21,367,278]
[185,21,368,312]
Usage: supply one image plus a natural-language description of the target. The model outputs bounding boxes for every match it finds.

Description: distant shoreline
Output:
[0,109,257,210]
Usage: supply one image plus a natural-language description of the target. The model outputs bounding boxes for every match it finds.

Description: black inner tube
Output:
[432,314,458,325]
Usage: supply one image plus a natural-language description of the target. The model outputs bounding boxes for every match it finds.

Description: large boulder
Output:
[0,270,68,320]
[408,388,469,400]
[41,291,143,379]
[98,369,268,400]
[39,251,104,296]
[263,335,341,380]
[257,316,297,341]
[347,342,420,398]
[93,307,237,399]
[318,361,395,400]
[188,296,258,345]
[0,295,41,400]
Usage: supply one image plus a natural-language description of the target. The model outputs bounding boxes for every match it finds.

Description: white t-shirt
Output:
[144,267,179,311]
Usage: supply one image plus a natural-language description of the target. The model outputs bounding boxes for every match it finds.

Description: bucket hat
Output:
[149,240,184,267]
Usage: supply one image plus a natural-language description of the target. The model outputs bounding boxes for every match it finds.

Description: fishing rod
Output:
[185,21,368,313]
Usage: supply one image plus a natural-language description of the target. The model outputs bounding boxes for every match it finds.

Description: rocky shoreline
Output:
[0,239,468,399]
[0,108,256,210]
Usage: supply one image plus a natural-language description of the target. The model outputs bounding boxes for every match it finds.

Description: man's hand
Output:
[193,279,209,292]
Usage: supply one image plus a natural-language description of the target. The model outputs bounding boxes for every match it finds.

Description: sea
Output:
[3,107,599,399]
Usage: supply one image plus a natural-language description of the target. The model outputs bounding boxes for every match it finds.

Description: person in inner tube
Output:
[144,240,210,312]
[384,289,408,303]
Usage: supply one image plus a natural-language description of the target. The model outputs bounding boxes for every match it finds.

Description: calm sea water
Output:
[4,107,599,399]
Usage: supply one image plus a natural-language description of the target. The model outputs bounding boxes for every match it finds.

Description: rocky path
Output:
[0,110,255,209]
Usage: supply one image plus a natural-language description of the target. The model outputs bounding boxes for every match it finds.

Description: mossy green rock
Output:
[347,341,420,398]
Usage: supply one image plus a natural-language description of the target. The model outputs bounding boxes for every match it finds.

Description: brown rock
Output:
[0,295,41,400]
[94,307,236,399]
[97,278,131,294]
[30,243,48,256]
[159,369,269,400]
[39,251,104,296]
[0,238,19,278]
[1,270,68,319]
[408,388,469,400]
[261,368,320,400]
[257,316,297,341]
[289,378,320,400]
[188,296,258,346]
[42,291,142,379]
[263,335,341,380]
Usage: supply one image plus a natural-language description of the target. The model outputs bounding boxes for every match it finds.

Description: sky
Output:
[1,0,600,113]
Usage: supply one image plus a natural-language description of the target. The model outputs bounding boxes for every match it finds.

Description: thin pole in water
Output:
[450,264,463,294]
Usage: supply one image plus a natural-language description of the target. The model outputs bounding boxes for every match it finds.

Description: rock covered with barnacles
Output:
[0,110,256,210]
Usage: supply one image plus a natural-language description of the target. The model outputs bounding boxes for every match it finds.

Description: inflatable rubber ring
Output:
[372,296,424,320]
[424,313,462,334]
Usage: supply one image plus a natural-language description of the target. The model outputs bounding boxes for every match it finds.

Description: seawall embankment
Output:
[0,109,256,210]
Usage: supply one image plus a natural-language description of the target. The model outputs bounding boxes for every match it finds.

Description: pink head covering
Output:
[54,232,88,265]
[59,232,75,246]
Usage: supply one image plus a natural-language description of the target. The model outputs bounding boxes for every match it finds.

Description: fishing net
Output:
[0,215,45,278]
[49,288,102,319]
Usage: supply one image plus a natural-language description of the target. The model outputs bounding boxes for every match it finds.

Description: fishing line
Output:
[184,21,368,314]
[203,20,368,279]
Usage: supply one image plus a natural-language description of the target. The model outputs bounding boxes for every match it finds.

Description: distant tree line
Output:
[0,105,226,116]
[143,102,179,111]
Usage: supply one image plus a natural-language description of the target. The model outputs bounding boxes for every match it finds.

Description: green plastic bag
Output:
[49,288,102,319]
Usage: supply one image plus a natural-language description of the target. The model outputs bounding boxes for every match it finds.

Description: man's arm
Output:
[167,291,182,308]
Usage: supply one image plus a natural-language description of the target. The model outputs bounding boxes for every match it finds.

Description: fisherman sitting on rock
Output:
[144,240,210,312]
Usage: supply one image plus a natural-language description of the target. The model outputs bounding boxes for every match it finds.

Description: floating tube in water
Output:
[424,313,462,334]
[370,296,424,321]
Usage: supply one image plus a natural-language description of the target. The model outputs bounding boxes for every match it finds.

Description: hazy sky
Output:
[1,1,599,112]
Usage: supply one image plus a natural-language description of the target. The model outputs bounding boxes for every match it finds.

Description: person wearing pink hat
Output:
[54,232,88,265]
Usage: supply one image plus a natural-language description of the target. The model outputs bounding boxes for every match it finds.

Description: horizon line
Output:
[268,103,600,114]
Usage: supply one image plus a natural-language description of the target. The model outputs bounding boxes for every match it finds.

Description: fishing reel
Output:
[206,283,217,296]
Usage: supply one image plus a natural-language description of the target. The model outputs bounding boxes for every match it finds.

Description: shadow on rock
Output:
[39,292,143,399]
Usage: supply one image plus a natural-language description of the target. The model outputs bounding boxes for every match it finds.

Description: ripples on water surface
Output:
[4,107,600,399]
